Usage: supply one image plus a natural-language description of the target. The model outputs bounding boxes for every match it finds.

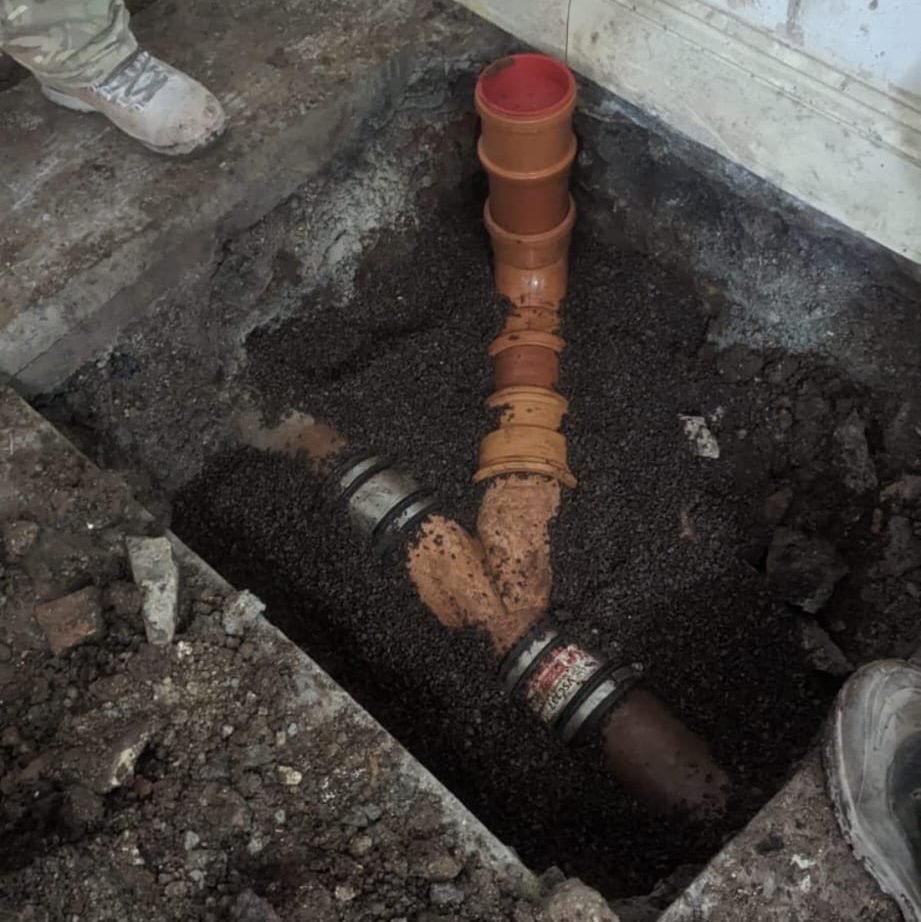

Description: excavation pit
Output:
[9,20,921,918]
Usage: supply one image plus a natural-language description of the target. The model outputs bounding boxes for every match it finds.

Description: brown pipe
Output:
[602,688,729,817]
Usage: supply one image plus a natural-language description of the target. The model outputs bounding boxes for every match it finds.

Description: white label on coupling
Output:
[523,643,601,727]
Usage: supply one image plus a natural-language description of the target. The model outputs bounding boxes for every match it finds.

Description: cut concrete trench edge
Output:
[238,53,729,823]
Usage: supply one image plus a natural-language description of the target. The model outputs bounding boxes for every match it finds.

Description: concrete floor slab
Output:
[660,751,900,922]
[0,0,493,394]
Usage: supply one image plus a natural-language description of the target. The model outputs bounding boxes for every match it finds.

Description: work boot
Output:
[825,659,921,922]
[41,49,225,156]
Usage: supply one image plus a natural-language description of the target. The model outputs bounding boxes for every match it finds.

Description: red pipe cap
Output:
[476,54,576,119]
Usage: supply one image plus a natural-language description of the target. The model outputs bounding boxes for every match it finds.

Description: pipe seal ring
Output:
[557,662,644,745]
[499,624,559,693]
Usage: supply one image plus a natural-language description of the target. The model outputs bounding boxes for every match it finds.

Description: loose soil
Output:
[0,392,545,921]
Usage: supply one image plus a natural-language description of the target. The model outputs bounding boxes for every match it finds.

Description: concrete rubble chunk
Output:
[126,536,179,645]
[33,586,103,655]
[832,410,877,493]
[766,527,849,614]
[543,879,621,921]
[222,590,266,637]
[874,516,921,578]
[798,618,854,676]
[679,415,720,460]
[61,716,155,794]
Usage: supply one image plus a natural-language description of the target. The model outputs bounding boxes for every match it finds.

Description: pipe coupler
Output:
[499,625,642,745]
[329,454,438,554]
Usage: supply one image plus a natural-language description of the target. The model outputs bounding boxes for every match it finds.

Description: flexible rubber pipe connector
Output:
[500,625,642,745]
[500,625,728,817]
[329,454,438,554]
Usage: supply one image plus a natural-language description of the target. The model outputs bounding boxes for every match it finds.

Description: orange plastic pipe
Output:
[476,54,577,236]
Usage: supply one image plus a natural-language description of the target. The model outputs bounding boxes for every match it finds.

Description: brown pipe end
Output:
[601,688,729,820]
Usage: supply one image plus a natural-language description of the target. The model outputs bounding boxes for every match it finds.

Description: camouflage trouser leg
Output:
[0,0,136,89]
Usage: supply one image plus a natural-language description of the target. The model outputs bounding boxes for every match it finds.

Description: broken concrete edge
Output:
[1,12,512,396]
[165,528,540,899]
[0,384,537,896]
[658,750,901,921]
[3,62,408,395]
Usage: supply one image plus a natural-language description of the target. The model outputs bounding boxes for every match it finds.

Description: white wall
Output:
[456,0,921,265]
[712,0,921,97]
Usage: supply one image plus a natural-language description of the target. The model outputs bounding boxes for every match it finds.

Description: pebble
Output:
[429,883,465,906]
[424,854,464,882]
[184,831,201,851]
[247,835,265,856]
[349,834,374,857]
[335,884,357,903]
[277,765,302,786]
[274,809,286,825]
[679,415,720,460]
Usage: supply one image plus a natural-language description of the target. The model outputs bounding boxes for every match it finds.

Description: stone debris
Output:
[873,516,921,578]
[766,528,849,614]
[61,716,155,794]
[679,415,720,460]
[277,765,303,786]
[881,474,921,507]
[543,879,621,921]
[126,536,179,645]
[832,410,877,493]
[230,889,282,922]
[221,590,266,637]
[2,520,39,557]
[798,619,854,677]
[33,586,103,655]
[430,882,466,906]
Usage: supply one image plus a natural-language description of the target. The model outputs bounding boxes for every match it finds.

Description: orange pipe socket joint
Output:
[476,54,577,235]
[477,54,577,310]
